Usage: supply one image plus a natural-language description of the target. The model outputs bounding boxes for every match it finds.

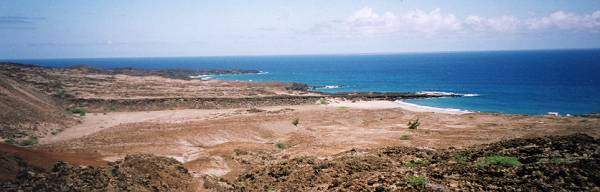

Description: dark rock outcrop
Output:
[232,134,600,191]
[106,67,260,80]
[285,83,310,91]
[1,154,197,192]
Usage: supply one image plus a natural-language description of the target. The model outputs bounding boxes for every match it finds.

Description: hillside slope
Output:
[0,73,76,145]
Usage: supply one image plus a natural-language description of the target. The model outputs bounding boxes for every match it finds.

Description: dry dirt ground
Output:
[2,63,599,191]
[0,63,307,100]
[34,102,599,189]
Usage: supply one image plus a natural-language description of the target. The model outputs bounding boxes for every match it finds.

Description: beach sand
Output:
[324,98,472,114]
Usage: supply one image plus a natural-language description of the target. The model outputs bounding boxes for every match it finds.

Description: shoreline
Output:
[325,98,472,114]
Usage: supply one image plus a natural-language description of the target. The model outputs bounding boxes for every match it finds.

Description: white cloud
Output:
[398,8,462,33]
[344,7,399,35]
[311,7,462,36]
[465,15,520,32]
[527,10,600,31]
[312,7,600,37]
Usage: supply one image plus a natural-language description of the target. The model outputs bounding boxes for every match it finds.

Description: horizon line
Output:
[2,47,600,60]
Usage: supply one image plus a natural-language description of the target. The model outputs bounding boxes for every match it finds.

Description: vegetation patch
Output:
[19,136,38,146]
[4,138,15,145]
[477,155,521,167]
[406,176,428,187]
[247,108,265,113]
[400,134,412,140]
[451,153,469,163]
[275,143,288,150]
[404,159,429,168]
[407,118,420,129]
[66,108,87,116]
[319,98,329,105]
[292,118,299,126]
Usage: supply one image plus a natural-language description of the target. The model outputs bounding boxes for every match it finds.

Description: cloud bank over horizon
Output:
[312,7,600,37]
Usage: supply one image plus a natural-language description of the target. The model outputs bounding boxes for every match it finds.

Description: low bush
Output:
[292,118,299,126]
[477,155,521,167]
[405,159,429,168]
[19,136,38,146]
[407,118,420,129]
[275,143,288,150]
[319,98,329,105]
[67,108,87,116]
[451,154,468,163]
[400,134,411,140]
[406,176,428,186]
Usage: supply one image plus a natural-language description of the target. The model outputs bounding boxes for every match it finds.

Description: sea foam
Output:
[315,85,342,89]
[189,75,214,80]
[417,91,480,97]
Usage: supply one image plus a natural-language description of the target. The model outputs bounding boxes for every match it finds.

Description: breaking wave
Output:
[417,91,480,97]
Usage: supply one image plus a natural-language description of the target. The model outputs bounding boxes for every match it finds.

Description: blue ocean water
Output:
[6,49,600,115]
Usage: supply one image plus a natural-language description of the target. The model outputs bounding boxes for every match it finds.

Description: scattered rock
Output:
[0,154,197,192]
[231,134,600,191]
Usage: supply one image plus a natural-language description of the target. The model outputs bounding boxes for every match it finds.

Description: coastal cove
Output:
[7,49,600,115]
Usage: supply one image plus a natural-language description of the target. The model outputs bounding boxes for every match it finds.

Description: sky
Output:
[1,0,600,59]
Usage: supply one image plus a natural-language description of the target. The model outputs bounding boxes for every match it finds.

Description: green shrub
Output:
[5,138,15,145]
[405,159,429,168]
[400,134,412,140]
[451,154,468,163]
[477,155,521,167]
[67,108,87,116]
[19,136,38,146]
[275,143,288,150]
[292,118,299,126]
[319,98,329,105]
[406,176,428,186]
[407,118,420,129]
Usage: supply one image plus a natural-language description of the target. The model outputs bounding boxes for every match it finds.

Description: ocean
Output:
[6,49,600,115]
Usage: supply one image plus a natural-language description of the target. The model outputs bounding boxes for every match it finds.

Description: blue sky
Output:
[1,0,600,59]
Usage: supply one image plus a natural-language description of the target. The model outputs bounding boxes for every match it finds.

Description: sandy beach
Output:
[325,98,472,114]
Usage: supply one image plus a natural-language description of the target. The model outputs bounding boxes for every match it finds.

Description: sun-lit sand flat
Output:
[325,98,472,114]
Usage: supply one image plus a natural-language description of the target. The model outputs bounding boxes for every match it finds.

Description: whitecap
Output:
[417,91,480,97]
[315,85,341,89]
[190,75,215,80]
[417,91,459,96]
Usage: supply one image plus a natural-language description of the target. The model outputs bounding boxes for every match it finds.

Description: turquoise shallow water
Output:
[6,49,600,115]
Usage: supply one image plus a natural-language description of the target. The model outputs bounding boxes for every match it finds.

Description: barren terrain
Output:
[1,63,598,191]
